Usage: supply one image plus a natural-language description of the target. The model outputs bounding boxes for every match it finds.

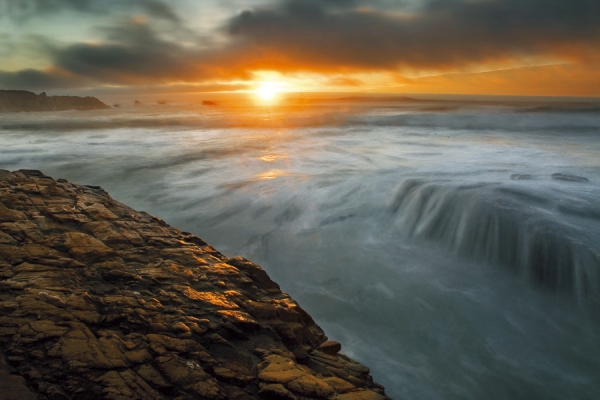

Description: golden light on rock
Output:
[179,287,239,309]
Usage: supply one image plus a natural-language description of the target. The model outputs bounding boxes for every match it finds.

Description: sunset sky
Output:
[1,0,600,97]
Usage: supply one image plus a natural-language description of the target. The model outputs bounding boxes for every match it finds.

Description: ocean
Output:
[2,96,600,399]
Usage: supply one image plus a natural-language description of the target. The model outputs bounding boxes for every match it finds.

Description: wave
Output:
[389,179,600,299]
[349,112,600,132]
[2,101,600,133]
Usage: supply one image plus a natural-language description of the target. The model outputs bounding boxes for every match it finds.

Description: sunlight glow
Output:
[255,81,280,102]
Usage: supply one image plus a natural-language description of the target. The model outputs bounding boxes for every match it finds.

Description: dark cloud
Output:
[42,20,255,86]
[227,0,600,71]
[137,0,180,22]
[49,21,205,84]
[2,0,180,22]
[0,68,90,90]
[88,82,253,97]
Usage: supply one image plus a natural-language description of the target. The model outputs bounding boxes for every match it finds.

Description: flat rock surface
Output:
[0,169,390,400]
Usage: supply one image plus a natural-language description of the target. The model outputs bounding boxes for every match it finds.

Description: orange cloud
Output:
[399,64,600,97]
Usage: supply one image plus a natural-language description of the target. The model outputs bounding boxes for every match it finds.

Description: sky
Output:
[1,0,600,97]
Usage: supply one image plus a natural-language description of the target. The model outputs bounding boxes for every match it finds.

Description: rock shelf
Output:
[0,169,389,400]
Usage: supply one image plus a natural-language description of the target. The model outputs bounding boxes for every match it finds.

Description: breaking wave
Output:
[390,179,600,299]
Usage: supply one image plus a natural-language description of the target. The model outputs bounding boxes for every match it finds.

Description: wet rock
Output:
[259,383,298,400]
[124,348,152,364]
[318,340,342,356]
[334,390,388,400]
[0,353,37,400]
[0,169,390,399]
[96,369,164,400]
[47,322,130,369]
[135,363,172,389]
[172,321,190,333]
[0,203,26,222]
[287,375,335,398]
[510,174,533,180]
[257,355,307,384]
[551,173,589,182]
[323,377,356,393]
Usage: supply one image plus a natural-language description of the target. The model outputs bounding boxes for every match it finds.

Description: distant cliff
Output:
[0,90,109,112]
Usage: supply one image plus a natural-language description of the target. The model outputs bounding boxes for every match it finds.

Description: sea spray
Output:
[389,179,600,299]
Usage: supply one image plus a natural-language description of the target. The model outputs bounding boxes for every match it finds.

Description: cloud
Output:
[2,0,181,22]
[404,63,600,97]
[0,17,255,91]
[47,20,214,84]
[226,0,600,72]
[0,68,90,90]
[2,0,600,95]
[327,76,364,87]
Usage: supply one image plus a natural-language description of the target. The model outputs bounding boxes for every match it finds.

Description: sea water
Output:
[1,97,600,399]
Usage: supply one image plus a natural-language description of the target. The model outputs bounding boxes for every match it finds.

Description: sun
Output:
[255,81,280,102]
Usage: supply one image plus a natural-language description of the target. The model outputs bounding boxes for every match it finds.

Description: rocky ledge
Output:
[0,170,389,400]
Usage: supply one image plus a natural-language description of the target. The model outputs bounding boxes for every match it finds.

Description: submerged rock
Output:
[510,174,533,180]
[0,169,389,400]
[551,173,589,183]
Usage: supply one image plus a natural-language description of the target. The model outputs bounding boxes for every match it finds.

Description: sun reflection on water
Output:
[258,169,288,180]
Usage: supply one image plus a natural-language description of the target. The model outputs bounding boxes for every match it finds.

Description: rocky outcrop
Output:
[0,90,109,112]
[0,169,389,400]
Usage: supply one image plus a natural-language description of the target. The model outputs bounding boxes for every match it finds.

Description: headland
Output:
[0,169,389,400]
[0,90,109,112]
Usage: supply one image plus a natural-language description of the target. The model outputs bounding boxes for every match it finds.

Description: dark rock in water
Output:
[551,173,589,183]
[113,103,121,108]
[157,100,167,105]
[203,100,218,106]
[0,90,109,112]
[510,174,533,180]
[134,100,142,105]
[0,169,389,400]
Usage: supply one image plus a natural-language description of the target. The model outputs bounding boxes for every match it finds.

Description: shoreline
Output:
[0,169,389,399]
